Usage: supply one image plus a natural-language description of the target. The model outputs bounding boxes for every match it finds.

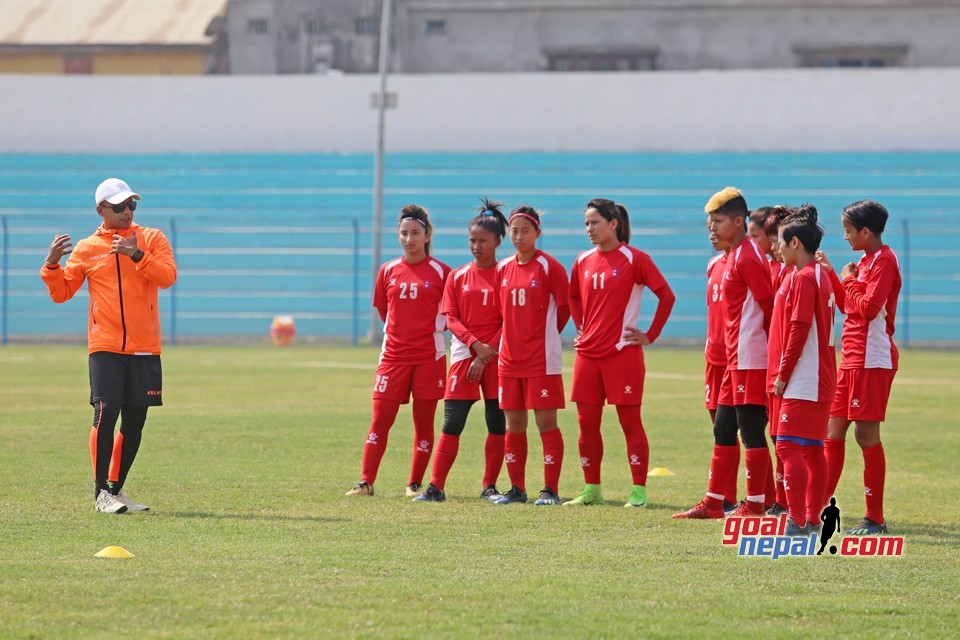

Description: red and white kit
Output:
[704,253,727,409]
[569,243,672,405]
[442,262,502,400]
[719,237,774,406]
[776,262,837,438]
[495,250,569,409]
[373,256,451,402]
[828,245,901,421]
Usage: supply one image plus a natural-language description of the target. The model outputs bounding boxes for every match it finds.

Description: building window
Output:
[546,50,657,72]
[794,46,907,68]
[303,18,325,35]
[356,17,379,35]
[424,20,445,36]
[248,19,268,34]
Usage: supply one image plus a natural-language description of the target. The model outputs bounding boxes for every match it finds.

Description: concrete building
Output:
[0,0,228,75]
[227,0,960,74]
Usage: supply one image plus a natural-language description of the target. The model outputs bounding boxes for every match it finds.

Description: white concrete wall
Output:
[2,68,959,153]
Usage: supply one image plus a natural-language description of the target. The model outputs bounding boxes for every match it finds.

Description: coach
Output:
[41,178,177,514]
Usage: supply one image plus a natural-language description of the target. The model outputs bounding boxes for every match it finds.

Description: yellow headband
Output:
[705,187,743,213]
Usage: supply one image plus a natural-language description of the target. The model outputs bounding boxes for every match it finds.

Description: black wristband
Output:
[131,249,144,263]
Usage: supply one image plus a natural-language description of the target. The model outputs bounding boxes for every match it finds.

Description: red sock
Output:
[360,399,400,485]
[408,399,438,486]
[617,405,648,486]
[725,439,740,505]
[744,447,770,511]
[482,434,505,488]
[763,447,776,509]
[429,433,459,491]
[576,403,604,485]
[803,445,827,525]
[862,442,886,524]
[775,451,788,508]
[504,431,528,492]
[707,444,739,509]
[777,441,807,525]
[540,428,564,493]
[824,438,846,501]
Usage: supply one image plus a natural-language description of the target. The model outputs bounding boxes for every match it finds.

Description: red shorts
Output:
[830,368,896,422]
[372,358,446,404]
[704,362,725,410]
[778,399,831,440]
[718,368,767,407]
[767,392,782,438]
[571,348,645,406]
[444,357,498,401]
[499,374,565,411]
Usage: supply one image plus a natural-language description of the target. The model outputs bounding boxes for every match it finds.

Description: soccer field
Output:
[1,345,957,639]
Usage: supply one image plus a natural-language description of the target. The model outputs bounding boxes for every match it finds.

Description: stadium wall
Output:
[1,68,960,153]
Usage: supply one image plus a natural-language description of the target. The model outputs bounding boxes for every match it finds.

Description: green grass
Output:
[1,345,958,639]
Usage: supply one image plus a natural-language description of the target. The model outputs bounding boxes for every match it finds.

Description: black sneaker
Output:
[480,484,501,499]
[766,502,788,516]
[534,487,561,505]
[785,517,808,536]
[723,500,742,515]
[412,483,446,503]
[845,517,888,535]
[491,485,527,504]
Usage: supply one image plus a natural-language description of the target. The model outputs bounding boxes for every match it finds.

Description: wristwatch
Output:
[131,249,144,263]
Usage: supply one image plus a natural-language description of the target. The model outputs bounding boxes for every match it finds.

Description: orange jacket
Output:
[41,222,178,355]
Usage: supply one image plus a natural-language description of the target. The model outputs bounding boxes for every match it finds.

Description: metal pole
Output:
[901,218,910,348]
[1,216,7,346]
[169,218,178,347]
[369,0,392,344]
[352,218,360,347]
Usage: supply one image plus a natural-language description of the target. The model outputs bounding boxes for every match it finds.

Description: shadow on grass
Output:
[890,522,960,546]
[168,511,349,524]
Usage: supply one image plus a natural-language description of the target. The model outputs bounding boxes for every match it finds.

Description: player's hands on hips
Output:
[814,251,833,273]
[111,230,139,256]
[773,379,786,396]
[46,234,72,265]
[472,341,496,365]
[466,357,486,382]
[622,326,650,346]
[840,262,858,281]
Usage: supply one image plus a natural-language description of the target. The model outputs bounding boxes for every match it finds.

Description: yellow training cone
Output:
[95,546,136,559]
[648,467,675,477]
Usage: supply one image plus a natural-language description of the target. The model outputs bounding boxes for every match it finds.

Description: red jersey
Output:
[569,244,673,359]
[722,237,774,370]
[767,267,794,392]
[442,262,502,365]
[705,253,727,366]
[777,262,837,402]
[496,250,569,377]
[374,256,451,365]
[838,245,901,370]
[768,258,782,285]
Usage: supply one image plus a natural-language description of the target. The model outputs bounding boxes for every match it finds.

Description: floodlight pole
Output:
[369,0,393,344]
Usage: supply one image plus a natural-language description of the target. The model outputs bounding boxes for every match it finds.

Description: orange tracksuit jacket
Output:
[41,223,178,355]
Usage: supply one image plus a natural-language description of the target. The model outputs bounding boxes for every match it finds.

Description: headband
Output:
[399,216,428,229]
[509,212,540,230]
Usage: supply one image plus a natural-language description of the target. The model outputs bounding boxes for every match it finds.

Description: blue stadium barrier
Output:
[1,152,958,345]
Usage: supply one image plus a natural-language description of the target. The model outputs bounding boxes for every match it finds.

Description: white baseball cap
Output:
[95,178,141,205]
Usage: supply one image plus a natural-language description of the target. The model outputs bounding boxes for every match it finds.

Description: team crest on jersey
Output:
[530,278,539,288]
[611,268,621,278]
